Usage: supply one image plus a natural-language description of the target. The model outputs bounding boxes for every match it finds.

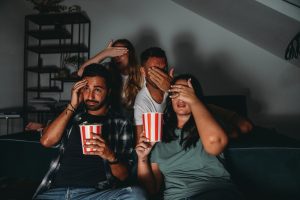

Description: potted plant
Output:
[26,0,67,13]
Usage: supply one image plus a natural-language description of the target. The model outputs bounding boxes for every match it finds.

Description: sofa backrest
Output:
[0,138,58,180]
[226,147,300,199]
[226,127,300,199]
[204,95,247,116]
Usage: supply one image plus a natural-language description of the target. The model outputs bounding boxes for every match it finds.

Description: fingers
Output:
[169,83,192,93]
[187,78,193,88]
[84,133,106,146]
[72,79,87,91]
[168,83,194,100]
[25,122,43,131]
[84,146,107,156]
[169,68,175,78]
[109,47,128,57]
[84,136,107,157]
[90,132,105,142]
[169,84,185,94]
[148,73,161,86]
[136,142,152,149]
[136,131,152,149]
[149,67,168,78]
[135,145,145,152]
[84,144,104,151]
[107,40,113,48]
[138,136,149,144]
[84,138,105,147]
[169,92,179,99]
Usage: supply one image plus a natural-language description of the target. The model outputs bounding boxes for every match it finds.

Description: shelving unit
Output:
[24,12,91,125]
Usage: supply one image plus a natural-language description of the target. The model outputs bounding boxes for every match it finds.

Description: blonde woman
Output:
[78,39,143,119]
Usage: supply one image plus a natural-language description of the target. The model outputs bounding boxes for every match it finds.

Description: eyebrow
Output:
[93,85,106,89]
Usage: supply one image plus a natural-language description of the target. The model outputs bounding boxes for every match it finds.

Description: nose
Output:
[88,90,95,100]
[178,100,185,104]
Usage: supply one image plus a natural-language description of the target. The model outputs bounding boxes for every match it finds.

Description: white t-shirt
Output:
[134,85,168,125]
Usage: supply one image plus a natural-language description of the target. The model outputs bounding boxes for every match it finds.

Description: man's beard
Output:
[84,98,108,111]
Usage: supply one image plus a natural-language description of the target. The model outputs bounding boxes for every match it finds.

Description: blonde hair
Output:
[112,39,143,109]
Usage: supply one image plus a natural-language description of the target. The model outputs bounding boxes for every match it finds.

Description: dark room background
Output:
[0,0,299,139]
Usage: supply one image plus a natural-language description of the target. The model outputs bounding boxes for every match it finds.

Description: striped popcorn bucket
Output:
[142,112,163,142]
[79,124,102,154]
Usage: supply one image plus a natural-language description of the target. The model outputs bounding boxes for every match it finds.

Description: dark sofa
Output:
[1,95,299,199]
[1,127,300,200]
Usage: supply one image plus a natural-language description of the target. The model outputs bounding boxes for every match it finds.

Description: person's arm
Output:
[192,101,228,155]
[25,122,44,131]
[208,104,253,138]
[136,134,163,195]
[40,79,87,147]
[77,41,128,76]
[41,106,75,147]
[134,97,144,145]
[135,125,143,145]
[169,80,228,155]
[232,115,253,134]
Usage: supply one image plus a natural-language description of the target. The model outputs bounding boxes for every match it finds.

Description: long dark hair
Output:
[162,74,205,150]
[111,39,142,109]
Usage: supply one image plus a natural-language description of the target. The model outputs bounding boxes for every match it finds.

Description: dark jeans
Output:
[35,186,147,200]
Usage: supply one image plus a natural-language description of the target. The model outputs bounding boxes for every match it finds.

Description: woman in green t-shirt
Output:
[136,74,242,200]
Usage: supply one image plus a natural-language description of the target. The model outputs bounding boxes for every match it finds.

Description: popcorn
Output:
[79,124,102,154]
[142,112,163,142]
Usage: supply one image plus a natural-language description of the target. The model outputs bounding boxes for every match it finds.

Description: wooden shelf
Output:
[28,28,71,40]
[27,44,88,54]
[26,65,60,73]
[25,108,55,113]
[26,86,63,92]
[23,12,90,126]
[51,77,80,82]
[26,12,90,25]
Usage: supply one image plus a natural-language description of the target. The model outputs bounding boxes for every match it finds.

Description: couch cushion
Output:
[226,127,300,200]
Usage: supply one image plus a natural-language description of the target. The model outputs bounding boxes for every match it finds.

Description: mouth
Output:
[85,100,99,106]
[177,101,186,108]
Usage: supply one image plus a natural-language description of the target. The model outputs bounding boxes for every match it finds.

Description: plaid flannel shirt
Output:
[33,109,134,199]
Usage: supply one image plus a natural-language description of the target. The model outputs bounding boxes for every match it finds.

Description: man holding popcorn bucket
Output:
[33,64,146,200]
[134,47,174,143]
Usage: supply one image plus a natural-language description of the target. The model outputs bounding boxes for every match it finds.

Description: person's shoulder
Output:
[134,86,151,104]
[135,86,147,97]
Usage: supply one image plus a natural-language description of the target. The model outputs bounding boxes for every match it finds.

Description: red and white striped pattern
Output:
[142,112,163,142]
[79,124,102,154]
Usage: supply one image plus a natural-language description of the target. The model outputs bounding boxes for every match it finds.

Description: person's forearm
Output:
[192,101,228,155]
[137,159,159,195]
[40,107,74,147]
[78,50,108,76]
[109,162,129,181]
[135,125,143,145]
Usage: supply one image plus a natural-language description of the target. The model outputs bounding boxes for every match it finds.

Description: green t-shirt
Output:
[150,129,234,200]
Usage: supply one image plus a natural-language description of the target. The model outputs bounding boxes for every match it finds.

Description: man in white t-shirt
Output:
[134,47,174,142]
